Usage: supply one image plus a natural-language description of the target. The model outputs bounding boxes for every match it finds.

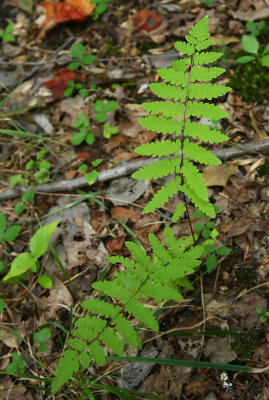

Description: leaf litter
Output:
[0,0,269,399]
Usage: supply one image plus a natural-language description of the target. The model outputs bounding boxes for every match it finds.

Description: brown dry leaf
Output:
[204,337,236,363]
[203,164,238,187]
[230,8,269,21]
[226,216,262,239]
[106,235,126,252]
[249,110,268,138]
[211,34,239,46]
[0,326,22,348]
[122,104,148,137]
[42,283,73,319]
[112,206,141,222]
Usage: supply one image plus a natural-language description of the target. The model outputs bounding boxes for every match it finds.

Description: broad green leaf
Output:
[30,220,59,259]
[242,35,259,54]
[71,43,85,59]
[38,274,53,288]
[2,252,36,281]
[4,225,21,242]
[71,130,87,145]
[33,327,51,343]
[261,55,269,67]
[22,190,35,202]
[0,298,5,313]
[236,55,255,64]
[0,212,7,238]
[206,254,217,272]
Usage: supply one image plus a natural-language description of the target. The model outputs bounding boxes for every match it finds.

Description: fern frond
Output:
[150,83,187,101]
[189,15,210,41]
[132,157,180,180]
[196,39,212,51]
[181,183,215,218]
[174,41,194,55]
[171,58,191,71]
[181,159,208,201]
[183,139,221,165]
[140,280,182,301]
[189,83,231,100]
[172,203,186,222]
[144,176,181,213]
[134,139,181,157]
[51,350,79,393]
[108,255,135,268]
[148,232,171,264]
[186,101,228,120]
[194,51,222,65]
[191,66,225,82]
[142,101,184,117]
[99,327,124,355]
[112,315,138,347]
[184,120,229,143]
[81,298,120,319]
[157,68,189,86]
[93,281,131,303]
[125,241,152,270]
[124,299,159,330]
[139,115,184,135]
[87,341,105,366]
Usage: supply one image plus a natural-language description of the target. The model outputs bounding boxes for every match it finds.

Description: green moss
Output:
[232,332,260,357]
[229,59,269,103]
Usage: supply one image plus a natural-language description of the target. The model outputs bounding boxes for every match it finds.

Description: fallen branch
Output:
[0,139,268,202]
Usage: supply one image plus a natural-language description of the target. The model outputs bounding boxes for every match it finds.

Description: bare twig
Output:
[0,139,268,202]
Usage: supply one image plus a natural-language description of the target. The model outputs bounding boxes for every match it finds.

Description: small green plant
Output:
[193,209,232,272]
[0,22,15,42]
[236,34,269,67]
[14,190,35,215]
[0,212,21,247]
[6,352,25,374]
[77,159,103,185]
[91,0,112,20]
[71,113,95,145]
[246,20,265,38]
[2,220,58,283]
[26,149,51,184]
[33,327,52,352]
[68,43,95,71]
[203,0,214,6]
[103,122,119,139]
[64,81,88,98]
[256,306,269,325]
[94,99,118,123]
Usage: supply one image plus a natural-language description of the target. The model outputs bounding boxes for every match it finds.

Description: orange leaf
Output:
[44,68,86,99]
[134,8,162,33]
[39,0,95,37]
[106,235,126,252]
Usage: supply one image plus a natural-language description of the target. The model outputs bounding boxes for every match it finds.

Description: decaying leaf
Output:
[203,164,238,187]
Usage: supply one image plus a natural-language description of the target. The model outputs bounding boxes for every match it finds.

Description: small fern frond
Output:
[139,115,184,135]
[181,183,215,218]
[124,299,159,330]
[174,41,194,55]
[132,157,180,180]
[149,83,187,101]
[144,176,181,213]
[183,139,221,165]
[172,203,186,222]
[171,58,191,71]
[189,83,231,100]
[51,350,79,393]
[194,51,222,65]
[191,66,225,82]
[148,232,171,264]
[142,101,184,117]
[186,101,228,120]
[184,120,228,143]
[108,255,135,268]
[134,139,181,157]
[140,281,182,302]
[157,68,189,86]
[81,298,120,319]
[181,159,208,201]
[99,327,124,355]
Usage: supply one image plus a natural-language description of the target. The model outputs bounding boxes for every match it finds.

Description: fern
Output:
[51,16,230,394]
[132,15,230,219]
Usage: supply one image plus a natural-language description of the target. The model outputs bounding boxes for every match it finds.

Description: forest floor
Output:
[0,0,269,399]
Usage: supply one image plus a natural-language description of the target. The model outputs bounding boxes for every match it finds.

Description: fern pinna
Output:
[133,15,230,220]
[51,16,230,393]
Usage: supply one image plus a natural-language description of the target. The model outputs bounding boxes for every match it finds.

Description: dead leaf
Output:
[211,34,239,46]
[112,206,141,222]
[106,235,126,252]
[39,0,95,37]
[44,68,86,100]
[204,337,236,363]
[134,8,162,33]
[203,164,238,187]
[230,8,269,21]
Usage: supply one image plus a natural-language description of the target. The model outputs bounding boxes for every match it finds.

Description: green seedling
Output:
[0,298,5,313]
[91,0,112,20]
[26,149,51,184]
[0,22,15,42]
[0,212,21,246]
[103,122,118,139]
[94,99,118,123]
[246,20,265,38]
[64,81,88,98]
[193,208,232,272]
[77,159,103,185]
[2,220,59,283]
[68,43,95,71]
[38,274,53,289]
[14,190,35,215]
[256,306,269,325]
[6,352,25,374]
[33,327,52,352]
[71,113,95,145]
[236,33,269,67]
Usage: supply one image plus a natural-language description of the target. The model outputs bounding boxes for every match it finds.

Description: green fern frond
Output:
[87,341,105,366]
[81,298,120,319]
[196,39,212,51]
[134,139,181,157]
[139,115,184,135]
[172,203,186,222]
[181,159,208,201]
[112,315,138,347]
[191,66,225,82]
[51,350,79,393]
[144,176,181,213]
[150,83,187,101]
[186,101,228,120]
[183,139,221,165]
[184,120,228,143]
[181,183,215,218]
[125,241,152,269]
[142,101,184,117]
[157,68,189,86]
[148,232,171,264]
[189,15,210,40]
[140,281,182,301]
[171,58,191,71]
[124,299,159,330]
[108,255,135,268]
[174,41,194,55]
[132,157,180,180]
[189,83,231,100]
[99,327,124,355]
[194,51,222,65]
